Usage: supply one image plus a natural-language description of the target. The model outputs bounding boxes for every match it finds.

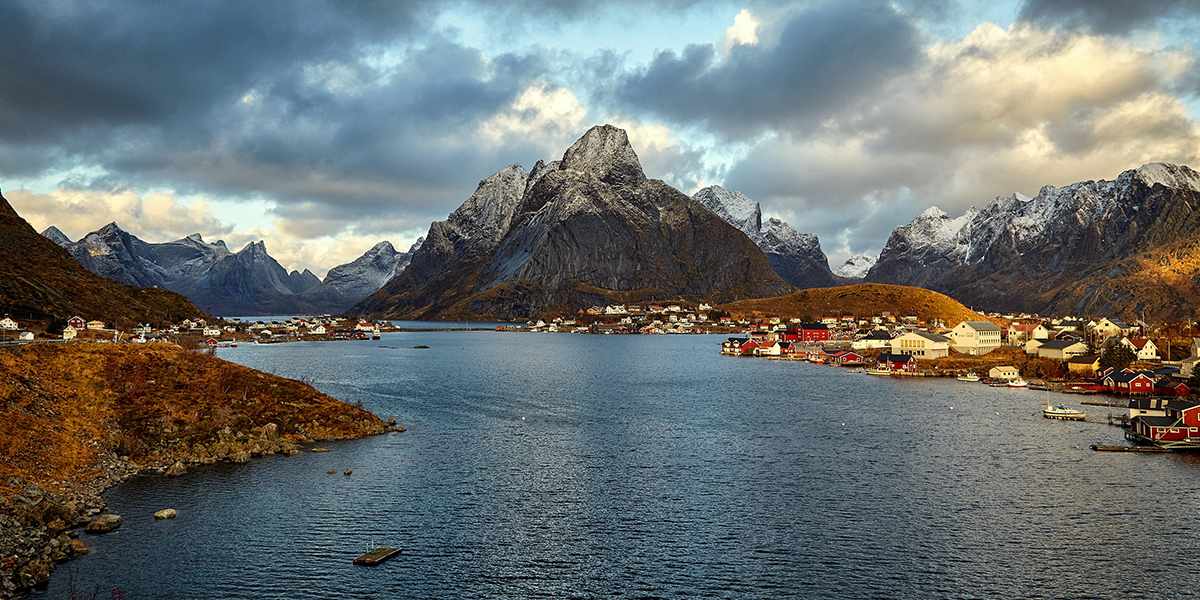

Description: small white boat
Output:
[1043,403,1086,421]
[865,367,893,376]
[1007,378,1028,388]
[957,372,980,382]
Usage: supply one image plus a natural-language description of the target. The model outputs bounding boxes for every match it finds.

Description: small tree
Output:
[1100,337,1137,372]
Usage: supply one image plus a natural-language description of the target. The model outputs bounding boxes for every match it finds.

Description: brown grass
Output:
[0,343,386,497]
[721,283,987,324]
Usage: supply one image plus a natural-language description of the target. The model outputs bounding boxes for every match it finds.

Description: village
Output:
[719,312,1200,450]
[0,313,398,348]
[505,303,747,334]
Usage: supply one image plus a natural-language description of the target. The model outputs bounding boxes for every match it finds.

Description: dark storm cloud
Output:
[1018,0,1200,34]
[612,0,924,139]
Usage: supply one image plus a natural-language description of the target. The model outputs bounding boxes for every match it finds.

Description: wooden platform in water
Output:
[353,547,402,566]
[1090,444,1168,453]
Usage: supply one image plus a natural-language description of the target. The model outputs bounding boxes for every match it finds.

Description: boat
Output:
[865,367,893,376]
[1043,403,1086,421]
[353,546,402,566]
[1007,378,1028,388]
[956,372,980,382]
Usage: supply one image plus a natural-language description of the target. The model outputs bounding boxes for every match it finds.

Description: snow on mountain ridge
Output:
[835,255,876,278]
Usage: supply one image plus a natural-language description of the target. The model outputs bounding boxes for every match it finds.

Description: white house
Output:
[18,331,34,341]
[890,331,950,359]
[1120,337,1160,361]
[852,330,894,351]
[1091,317,1137,340]
[988,366,1020,381]
[307,324,327,335]
[202,327,221,337]
[1181,339,1200,379]
[948,321,1002,356]
[0,316,17,331]
[1024,338,1046,355]
[62,325,78,341]
[86,320,106,331]
[1007,322,1050,345]
[755,340,783,357]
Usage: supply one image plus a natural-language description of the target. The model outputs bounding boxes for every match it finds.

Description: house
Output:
[67,316,86,330]
[738,339,760,356]
[62,325,77,341]
[1103,370,1156,395]
[948,321,1002,356]
[755,340,783,357]
[1156,381,1190,397]
[18,331,33,341]
[828,350,865,366]
[890,331,950,359]
[1122,337,1160,361]
[783,323,830,343]
[1182,339,1200,379]
[851,329,893,350]
[0,316,17,331]
[1128,400,1200,447]
[1036,339,1088,361]
[1024,338,1046,355]
[1007,322,1049,345]
[877,353,917,372]
[1091,317,1137,340]
[86,320,106,330]
[1128,397,1174,421]
[1067,354,1101,377]
[988,366,1020,381]
[307,324,327,335]
[202,327,222,337]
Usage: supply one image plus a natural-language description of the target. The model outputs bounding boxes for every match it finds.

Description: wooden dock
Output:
[353,547,402,566]
[1090,444,1168,453]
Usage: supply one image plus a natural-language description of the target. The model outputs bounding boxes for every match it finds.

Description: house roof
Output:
[902,331,949,343]
[879,353,913,363]
[864,330,893,340]
[1068,354,1100,364]
[1039,339,1084,350]
[1129,337,1152,349]
[961,320,1001,332]
[1106,370,1154,384]
[1135,415,1176,427]
[1009,322,1042,333]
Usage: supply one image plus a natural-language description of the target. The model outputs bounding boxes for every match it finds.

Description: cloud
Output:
[724,22,1200,264]
[723,9,761,53]
[1018,0,1200,35]
[613,0,924,139]
[6,187,234,243]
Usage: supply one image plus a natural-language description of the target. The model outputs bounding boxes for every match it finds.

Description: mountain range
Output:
[0,189,201,326]
[692,186,836,288]
[43,224,417,315]
[352,125,791,320]
[866,162,1200,320]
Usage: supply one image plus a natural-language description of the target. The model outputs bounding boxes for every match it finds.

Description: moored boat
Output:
[865,367,893,376]
[1007,378,1028,388]
[1043,403,1086,421]
[956,372,980,382]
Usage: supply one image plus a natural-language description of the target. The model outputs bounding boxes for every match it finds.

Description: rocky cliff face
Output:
[39,226,72,247]
[835,255,876,279]
[693,186,836,288]
[866,163,1200,319]
[354,125,790,319]
[54,224,411,315]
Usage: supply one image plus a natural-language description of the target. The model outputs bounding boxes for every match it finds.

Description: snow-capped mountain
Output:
[353,125,789,320]
[53,222,416,315]
[867,162,1200,319]
[835,255,876,279]
[693,186,835,288]
[40,226,72,247]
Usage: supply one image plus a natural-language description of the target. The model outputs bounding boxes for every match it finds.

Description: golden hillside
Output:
[721,283,987,324]
[0,343,388,498]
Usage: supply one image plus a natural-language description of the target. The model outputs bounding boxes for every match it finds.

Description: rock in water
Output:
[153,509,177,520]
[165,461,187,476]
[85,514,122,534]
[69,539,90,556]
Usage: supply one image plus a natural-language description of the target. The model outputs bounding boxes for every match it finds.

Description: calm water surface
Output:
[38,333,1200,598]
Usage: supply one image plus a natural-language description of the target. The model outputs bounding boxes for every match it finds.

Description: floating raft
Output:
[1090,444,1168,453]
[353,547,402,566]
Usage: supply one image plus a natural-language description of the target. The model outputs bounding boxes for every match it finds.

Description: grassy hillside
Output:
[721,283,987,324]
[0,343,388,498]
[0,191,201,327]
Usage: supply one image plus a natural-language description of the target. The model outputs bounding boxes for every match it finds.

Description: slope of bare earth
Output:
[720,283,987,324]
[0,343,394,594]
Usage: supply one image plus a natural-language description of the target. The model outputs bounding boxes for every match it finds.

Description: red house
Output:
[67,316,86,330]
[792,323,831,343]
[1129,401,1200,447]
[1103,370,1155,395]
[829,350,865,366]
[1156,382,1191,397]
[738,339,761,356]
[877,353,916,372]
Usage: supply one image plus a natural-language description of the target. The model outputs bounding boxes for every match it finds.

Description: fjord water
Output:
[39,333,1200,598]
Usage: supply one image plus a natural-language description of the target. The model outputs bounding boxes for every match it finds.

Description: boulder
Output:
[153,509,177,520]
[85,514,122,534]
[69,538,89,556]
[165,461,187,477]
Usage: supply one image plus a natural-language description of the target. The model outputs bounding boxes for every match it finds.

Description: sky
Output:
[4,0,1200,276]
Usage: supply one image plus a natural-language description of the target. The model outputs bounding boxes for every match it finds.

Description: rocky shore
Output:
[0,343,402,597]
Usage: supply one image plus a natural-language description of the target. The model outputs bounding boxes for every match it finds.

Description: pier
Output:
[1090,444,1168,453]
[353,547,402,566]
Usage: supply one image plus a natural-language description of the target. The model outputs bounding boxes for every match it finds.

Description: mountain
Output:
[40,226,72,247]
[866,163,1200,319]
[354,125,790,320]
[835,255,876,279]
[721,283,987,325]
[298,239,421,312]
[693,186,836,288]
[0,189,201,326]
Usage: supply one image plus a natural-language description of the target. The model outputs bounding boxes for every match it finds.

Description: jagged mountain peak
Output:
[836,254,877,279]
[1131,162,1200,192]
[41,226,73,247]
[559,124,646,186]
[694,186,761,232]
